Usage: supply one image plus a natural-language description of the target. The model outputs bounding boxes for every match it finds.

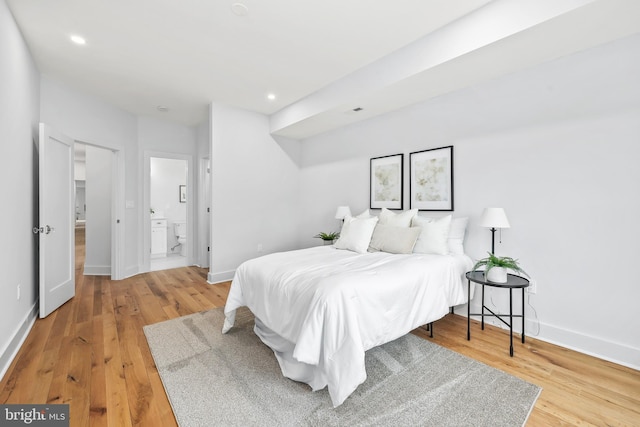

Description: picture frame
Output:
[370,153,403,210]
[409,146,454,211]
[179,185,186,203]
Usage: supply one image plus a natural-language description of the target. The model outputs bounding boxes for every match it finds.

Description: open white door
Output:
[36,123,75,318]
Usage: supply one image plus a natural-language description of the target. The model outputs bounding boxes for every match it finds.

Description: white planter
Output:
[323,239,334,245]
[486,267,507,283]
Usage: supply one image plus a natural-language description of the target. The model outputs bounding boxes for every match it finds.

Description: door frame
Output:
[142,150,194,272]
[75,140,124,280]
[197,157,211,268]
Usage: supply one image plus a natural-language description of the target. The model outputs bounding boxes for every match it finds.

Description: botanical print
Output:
[414,156,449,202]
[374,164,400,202]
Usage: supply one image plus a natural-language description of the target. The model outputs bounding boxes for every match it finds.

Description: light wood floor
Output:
[1,228,639,426]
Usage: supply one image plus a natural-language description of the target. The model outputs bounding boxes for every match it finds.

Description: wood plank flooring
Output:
[1,227,638,426]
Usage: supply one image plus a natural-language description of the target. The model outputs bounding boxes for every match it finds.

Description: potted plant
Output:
[314,231,340,245]
[472,252,529,283]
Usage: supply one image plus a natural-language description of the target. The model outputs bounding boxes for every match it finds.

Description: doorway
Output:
[74,142,121,277]
[143,151,194,272]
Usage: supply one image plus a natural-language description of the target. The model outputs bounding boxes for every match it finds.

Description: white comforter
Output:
[222,246,472,407]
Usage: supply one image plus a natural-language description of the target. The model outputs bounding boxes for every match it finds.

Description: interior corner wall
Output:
[298,37,640,369]
[0,0,41,378]
[208,103,300,283]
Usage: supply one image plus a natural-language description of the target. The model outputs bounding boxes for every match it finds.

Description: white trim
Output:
[83,265,112,276]
[459,304,640,371]
[123,265,140,279]
[529,319,640,372]
[197,157,211,268]
[111,149,125,280]
[0,303,37,381]
[207,270,234,284]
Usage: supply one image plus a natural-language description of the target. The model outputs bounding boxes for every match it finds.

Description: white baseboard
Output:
[456,304,640,371]
[207,270,234,284]
[0,303,38,381]
[123,265,140,279]
[83,264,111,276]
[529,319,640,371]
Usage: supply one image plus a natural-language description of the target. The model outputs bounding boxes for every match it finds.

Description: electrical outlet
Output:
[528,280,537,294]
[17,284,21,300]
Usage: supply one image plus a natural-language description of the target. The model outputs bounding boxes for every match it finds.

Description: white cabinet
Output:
[151,219,167,258]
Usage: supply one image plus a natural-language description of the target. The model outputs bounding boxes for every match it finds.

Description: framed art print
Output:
[370,153,403,210]
[410,146,453,211]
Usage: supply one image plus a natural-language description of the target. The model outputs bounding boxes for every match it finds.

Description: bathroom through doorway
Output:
[146,154,191,272]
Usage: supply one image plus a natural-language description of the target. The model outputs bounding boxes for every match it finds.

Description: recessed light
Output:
[157,105,169,112]
[266,93,276,101]
[70,35,86,45]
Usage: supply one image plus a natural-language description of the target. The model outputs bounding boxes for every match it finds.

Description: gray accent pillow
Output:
[368,225,421,254]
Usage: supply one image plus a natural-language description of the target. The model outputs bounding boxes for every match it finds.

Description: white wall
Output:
[208,103,301,283]
[84,145,113,275]
[138,117,197,269]
[0,0,40,377]
[40,76,139,277]
[298,35,640,369]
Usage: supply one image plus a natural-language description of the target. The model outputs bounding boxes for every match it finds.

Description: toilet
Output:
[173,221,187,256]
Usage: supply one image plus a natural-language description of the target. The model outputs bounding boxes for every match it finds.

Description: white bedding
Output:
[222,246,472,407]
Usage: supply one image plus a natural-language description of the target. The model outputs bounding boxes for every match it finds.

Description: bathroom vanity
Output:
[151,218,167,258]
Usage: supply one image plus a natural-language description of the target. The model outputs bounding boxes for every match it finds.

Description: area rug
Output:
[144,307,541,426]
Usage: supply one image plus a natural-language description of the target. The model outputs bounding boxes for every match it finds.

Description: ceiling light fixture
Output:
[70,35,86,45]
[266,93,276,101]
[231,2,249,16]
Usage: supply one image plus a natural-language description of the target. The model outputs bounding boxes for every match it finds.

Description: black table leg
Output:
[481,283,485,330]
[509,288,514,357]
[467,279,471,340]
[522,287,526,344]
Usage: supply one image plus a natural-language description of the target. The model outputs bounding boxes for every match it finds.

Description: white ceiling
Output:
[7,0,640,139]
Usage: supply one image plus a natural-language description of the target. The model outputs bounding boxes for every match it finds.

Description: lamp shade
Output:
[479,208,510,229]
[335,206,351,220]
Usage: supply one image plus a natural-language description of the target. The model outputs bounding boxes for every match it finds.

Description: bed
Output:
[222,212,472,407]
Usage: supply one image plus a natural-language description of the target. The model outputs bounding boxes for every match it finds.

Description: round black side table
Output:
[466,270,530,357]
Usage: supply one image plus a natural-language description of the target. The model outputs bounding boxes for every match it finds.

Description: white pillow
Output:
[447,217,469,255]
[412,215,452,255]
[410,215,468,254]
[368,225,421,254]
[334,215,379,253]
[355,209,373,219]
[378,208,418,227]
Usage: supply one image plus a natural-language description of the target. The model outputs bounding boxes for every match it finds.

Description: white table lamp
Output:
[479,208,510,254]
[335,206,351,221]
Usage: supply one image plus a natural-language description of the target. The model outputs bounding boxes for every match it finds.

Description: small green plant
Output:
[473,252,529,277]
[314,231,340,241]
